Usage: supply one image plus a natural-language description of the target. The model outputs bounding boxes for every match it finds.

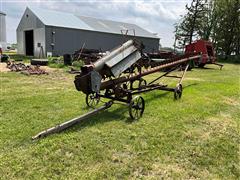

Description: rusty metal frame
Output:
[96,62,189,104]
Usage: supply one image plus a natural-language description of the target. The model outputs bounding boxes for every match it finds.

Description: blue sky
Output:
[0,0,191,47]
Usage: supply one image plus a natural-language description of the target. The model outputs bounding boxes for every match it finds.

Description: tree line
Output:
[174,0,240,58]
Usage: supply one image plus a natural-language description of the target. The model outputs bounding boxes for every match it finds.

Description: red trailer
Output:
[185,40,223,69]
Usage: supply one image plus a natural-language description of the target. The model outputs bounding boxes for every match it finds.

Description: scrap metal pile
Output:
[33,39,201,139]
[72,47,176,67]
[73,48,105,65]
[6,61,48,75]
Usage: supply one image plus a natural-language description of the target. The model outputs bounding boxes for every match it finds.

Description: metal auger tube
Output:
[100,55,201,90]
[93,39,135,72]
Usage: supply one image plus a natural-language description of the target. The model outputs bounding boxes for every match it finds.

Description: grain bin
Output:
[0,11,7,51]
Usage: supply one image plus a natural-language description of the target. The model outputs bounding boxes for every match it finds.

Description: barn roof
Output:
[28,7,158,39]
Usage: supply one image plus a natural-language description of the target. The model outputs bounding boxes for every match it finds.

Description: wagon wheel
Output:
[86,93,100,108]
[174,84,182,100]
[129,96,145,120]
[138,78,147,89]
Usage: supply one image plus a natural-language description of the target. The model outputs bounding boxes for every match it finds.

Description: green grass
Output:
[0,63,239,179]
[7,53,32,63]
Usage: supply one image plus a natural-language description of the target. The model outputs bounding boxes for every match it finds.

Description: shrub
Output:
[72,60,84,68]
[217,55,240,64]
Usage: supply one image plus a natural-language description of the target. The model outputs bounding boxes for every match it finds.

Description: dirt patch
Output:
[185,112,235,141]
[149,162,185,177]
[40,66,56,73]
[203,112,237,137]
[207,116,233,129]
[222,96,240,106]
[184,128,211,141]
[0,63,10,72]
[111,151,135,164]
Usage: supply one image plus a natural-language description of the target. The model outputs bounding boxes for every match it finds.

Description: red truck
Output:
[185,40,223,69]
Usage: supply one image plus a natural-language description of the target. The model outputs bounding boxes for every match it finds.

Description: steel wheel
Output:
[129,96,145,120]
[174,84,182,100]
[86,93,100,108]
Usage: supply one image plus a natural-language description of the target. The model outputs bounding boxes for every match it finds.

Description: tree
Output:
[174,0,208,50]
[197,0,215,40]
[175,0,240,58]
[213,0,240,57]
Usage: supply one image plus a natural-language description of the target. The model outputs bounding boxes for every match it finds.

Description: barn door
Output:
[25,30,34,56]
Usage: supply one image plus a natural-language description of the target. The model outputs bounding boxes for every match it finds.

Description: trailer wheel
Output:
[129,96,145,120]
[86,93,100,108]
[174,84,182,100]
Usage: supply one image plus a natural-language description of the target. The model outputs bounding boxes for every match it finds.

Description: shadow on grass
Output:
[70,105,128,131]
[66,83,198,131]
[27,82,201,142]
[34,82,200,140]
[184,83,198,89]
[144,91,170,103]
[194,65,224,70]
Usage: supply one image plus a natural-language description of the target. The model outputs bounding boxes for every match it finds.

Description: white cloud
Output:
[2,0,190,47]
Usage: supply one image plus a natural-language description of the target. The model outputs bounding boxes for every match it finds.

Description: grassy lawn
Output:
[0,63,239,179]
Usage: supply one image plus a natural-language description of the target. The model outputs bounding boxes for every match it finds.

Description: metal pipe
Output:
[100,55,201,90]
[148,66,178,85]
[179,64,189,85]
[131,85,174,95]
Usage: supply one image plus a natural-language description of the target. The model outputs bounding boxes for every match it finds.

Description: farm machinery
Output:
[185,40,223,69]
[73,39,200,119]
[32,39,203,139]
